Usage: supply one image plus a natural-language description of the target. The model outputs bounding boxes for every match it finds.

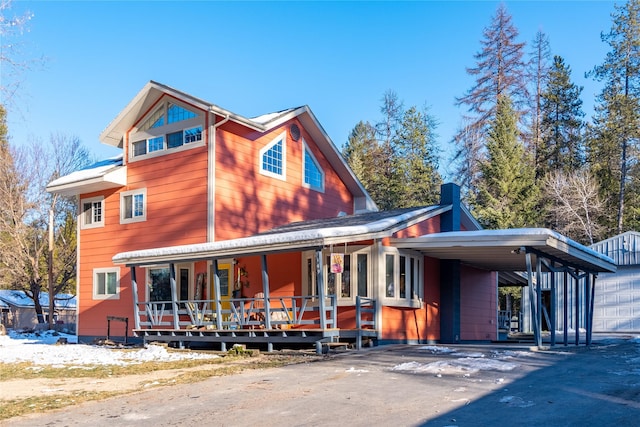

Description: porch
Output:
[131,293,378,353]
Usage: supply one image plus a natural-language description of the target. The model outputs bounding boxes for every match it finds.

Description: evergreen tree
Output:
[539,55,585,177]
[452,3,528,198]
[343,121,384,205]
[474,95,538,229]
[588,0,640,234]
[394,106,442,207]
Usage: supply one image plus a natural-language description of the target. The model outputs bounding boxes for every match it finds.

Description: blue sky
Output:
[4,1,616,179]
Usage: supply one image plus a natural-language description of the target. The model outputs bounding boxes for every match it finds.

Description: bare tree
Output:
[544,170,604,245]
[0,129,90,324]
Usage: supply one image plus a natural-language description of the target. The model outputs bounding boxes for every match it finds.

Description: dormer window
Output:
[129,100,203,161]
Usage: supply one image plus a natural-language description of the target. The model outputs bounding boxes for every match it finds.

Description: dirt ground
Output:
[0,352,316,402]
[3,337,640,426]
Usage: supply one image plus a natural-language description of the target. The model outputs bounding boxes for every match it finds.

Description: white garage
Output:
[591,231,640,333]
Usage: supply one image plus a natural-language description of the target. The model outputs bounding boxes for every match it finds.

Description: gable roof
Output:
[97,81,375,212]
[112,205,448,266]
[591,231,640,266]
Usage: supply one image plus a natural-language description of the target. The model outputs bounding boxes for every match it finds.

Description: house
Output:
[47,81,616,350]
[0,290,76,331]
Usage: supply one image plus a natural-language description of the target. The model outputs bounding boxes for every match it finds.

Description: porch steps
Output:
[322,341,351,353]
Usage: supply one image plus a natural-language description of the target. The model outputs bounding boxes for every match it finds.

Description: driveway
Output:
[4,335,640,426]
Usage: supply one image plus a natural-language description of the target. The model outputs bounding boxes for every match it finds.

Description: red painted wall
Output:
[214,118,354,240]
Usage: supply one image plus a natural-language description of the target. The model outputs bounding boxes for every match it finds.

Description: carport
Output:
[391,228,617,348]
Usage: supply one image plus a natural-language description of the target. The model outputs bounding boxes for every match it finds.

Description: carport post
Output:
[550,266,556,346]
[563,270,569,346]
[535,256,543,348]
[525,251,540,347]
[574,272,580,346]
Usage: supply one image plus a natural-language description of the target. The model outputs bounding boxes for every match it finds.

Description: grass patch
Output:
[0,351,318,420]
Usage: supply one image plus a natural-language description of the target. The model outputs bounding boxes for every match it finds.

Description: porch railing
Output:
[135,294,338,330]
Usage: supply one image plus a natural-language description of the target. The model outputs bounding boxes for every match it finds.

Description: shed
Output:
[590,231,640,332]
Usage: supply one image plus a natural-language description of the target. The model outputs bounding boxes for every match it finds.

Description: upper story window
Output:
[80,196,104,229]
[120,188,147,224]
[130,100,203,161]
[259,131,287,180]
[302,141,324,192]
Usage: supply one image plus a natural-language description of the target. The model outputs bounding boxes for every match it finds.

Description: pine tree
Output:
[474,95,538,229]
[343,121,385,205]
[394,106,442,207]
[539,55,585,177]
[588,0,640,234]
[452,3,528,198]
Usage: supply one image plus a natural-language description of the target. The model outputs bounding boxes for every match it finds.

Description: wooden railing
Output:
[135,295,338,331]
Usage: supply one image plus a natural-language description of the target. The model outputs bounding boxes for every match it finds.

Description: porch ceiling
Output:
[391,228,616,274]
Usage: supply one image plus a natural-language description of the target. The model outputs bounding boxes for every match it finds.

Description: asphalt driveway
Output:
[4,335,640,426]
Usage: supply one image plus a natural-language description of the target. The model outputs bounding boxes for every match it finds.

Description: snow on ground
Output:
[391,345,533,375]
[0,330,220,366]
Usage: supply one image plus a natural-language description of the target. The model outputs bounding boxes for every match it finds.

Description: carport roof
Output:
[391,228,616,274]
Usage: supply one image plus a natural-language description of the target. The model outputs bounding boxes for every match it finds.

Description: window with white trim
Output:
[259,131,287,180]
[93,268,119,300]
[383,249,423,303]
[80,196,104,229]
[302,140,324,192]
[120,188,146,224]
[302,248,370,304]
[130,100,203,160]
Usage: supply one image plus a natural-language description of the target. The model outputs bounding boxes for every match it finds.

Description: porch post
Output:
[170,263,179,329]
[316,249,327,329]
[213,259,223,330]
[130,266,140,330]
[261,254,272,330]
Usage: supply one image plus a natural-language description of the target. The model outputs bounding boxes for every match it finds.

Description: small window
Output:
[81,197,104,229]
[121,189,147,224]
[259,131,287,180]
[184,126,202,143]
[132,140,147,156]
[303,141,324,192]
[93,268,119,300]
[148,136,165,152]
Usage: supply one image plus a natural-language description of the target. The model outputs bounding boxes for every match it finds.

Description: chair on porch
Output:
[250,292,266,327]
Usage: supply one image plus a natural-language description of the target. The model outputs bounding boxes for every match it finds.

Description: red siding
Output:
[214,119,354,240]
[393,216,440,238]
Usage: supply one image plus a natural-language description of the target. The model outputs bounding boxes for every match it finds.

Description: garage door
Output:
[593,266,640,332]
